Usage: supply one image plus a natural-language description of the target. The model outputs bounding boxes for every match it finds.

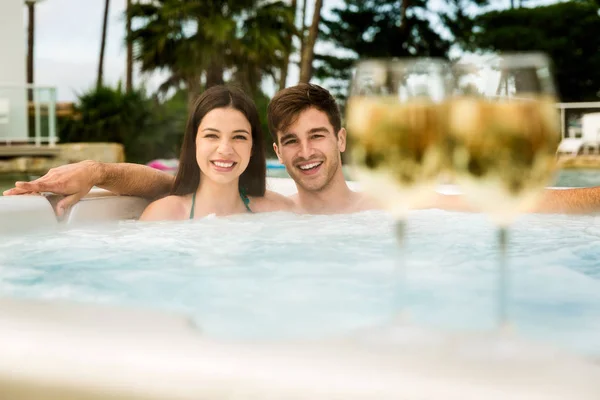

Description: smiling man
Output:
[267,84,374,214]
[4,84,600,216]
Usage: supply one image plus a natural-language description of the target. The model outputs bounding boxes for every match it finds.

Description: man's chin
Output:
[292,175,328,193]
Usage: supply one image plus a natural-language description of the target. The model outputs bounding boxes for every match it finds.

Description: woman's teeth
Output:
[299,162,322,170]
[212,161,235,168]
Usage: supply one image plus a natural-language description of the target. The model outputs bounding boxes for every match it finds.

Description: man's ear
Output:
[273,142,283,163]
[337,128,347,153]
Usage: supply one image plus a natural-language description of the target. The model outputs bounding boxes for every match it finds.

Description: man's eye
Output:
[311,134,324,139]
[283,139,297,145]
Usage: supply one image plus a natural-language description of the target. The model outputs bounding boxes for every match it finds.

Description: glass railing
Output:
[0,84,58,146]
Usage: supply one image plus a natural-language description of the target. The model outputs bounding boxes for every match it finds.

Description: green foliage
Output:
[317,0,489,103]
[59,86,186,164]
[458,1,600,101]
[129,0,296,99]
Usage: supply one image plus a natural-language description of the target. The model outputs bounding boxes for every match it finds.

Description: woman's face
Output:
[196,107,253,185]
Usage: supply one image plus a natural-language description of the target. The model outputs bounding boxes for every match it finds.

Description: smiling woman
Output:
[138,85,291,221]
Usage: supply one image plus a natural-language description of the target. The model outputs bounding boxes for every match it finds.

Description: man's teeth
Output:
[213,161,234,168]
[299,162,322,170]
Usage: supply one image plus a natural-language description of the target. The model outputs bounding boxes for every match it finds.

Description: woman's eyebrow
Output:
[202,128,250,134]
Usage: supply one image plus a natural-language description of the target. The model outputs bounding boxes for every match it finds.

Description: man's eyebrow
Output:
[307,127,331,134]
[279,133,298,142]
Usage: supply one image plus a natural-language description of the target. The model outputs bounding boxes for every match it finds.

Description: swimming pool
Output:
[1,209,599,357]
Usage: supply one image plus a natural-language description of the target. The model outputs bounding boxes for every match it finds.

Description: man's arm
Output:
[534,187,600,214]
[428,188,600,215]
[3,160,174,216]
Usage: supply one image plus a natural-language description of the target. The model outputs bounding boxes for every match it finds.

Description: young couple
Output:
[5,83,600,217]
[4,84,374,219]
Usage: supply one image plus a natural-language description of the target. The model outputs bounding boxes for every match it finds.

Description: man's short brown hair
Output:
[267,83,342,143]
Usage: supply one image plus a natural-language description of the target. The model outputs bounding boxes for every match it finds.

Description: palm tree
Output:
[126,0,133,92]
[231,1,296,97]
[299,0,323,83]
[97,0,111,90]
[129,0,295,107]
[279,0,297,90]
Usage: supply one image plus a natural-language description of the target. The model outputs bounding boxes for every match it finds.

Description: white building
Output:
[0,0,28,142]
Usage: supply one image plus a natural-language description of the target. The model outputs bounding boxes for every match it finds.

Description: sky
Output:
[30,0,561,102]
[31,0,346,102]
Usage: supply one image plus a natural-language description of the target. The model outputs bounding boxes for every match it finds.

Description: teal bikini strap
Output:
[190,191,196,220]
[240,188,252,213]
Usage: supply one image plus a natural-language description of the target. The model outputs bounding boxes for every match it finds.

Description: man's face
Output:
[273,107,346,193]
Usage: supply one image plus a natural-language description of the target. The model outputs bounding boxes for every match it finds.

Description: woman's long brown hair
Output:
[171,85,266,197]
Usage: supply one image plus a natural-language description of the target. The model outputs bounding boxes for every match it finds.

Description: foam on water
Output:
[0,210,599,355]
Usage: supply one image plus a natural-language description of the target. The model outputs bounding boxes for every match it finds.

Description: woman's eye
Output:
[204,134,218,139]
[234,135,248,140]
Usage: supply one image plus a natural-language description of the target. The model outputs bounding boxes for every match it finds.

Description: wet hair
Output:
[171,85,266,196]
[267,83,342,143]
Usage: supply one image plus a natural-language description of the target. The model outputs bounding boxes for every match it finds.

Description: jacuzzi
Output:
[0,177,599,399]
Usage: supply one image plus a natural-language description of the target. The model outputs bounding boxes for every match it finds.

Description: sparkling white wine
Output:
[447,96,560,225]
[346,96,447,217]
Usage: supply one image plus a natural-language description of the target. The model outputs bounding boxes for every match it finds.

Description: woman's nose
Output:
[217,139,234,155]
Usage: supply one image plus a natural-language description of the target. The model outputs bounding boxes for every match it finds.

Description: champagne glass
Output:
[346,58,452,319]
[447,53,561,330]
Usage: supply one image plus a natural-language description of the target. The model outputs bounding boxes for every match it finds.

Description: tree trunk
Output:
[126,0,133,92]
[400,0,410,30]
[278,0,297,90]
[97,0,111,90]
[298,0,308,71]
[299,0,323,84]
[187,76,202,113]
[205,60,225,88]
[26,2,35,101]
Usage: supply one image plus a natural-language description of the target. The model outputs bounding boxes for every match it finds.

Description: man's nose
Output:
[298,140,315,159]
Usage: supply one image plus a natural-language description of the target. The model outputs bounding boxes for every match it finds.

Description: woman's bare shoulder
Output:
[248,190,295,213]
[139,195,188,221]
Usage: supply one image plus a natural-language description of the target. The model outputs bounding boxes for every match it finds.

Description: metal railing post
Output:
[48,87,57,146]
[33,86,41,146]
[560,106,566,139]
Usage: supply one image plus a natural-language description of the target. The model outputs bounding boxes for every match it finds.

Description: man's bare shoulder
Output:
[139,195,188,221]
[248,190,295,213]
[351,192,381,212]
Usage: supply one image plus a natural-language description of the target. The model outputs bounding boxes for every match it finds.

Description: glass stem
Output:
[497,226,509,331]
[395,219,408,321]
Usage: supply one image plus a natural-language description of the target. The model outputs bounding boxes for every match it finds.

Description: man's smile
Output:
[296,161,323,175]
